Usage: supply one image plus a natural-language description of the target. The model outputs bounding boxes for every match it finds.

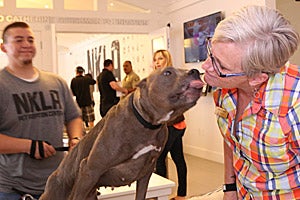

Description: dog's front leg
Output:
[68,158,98,200]
[135,172,152,200]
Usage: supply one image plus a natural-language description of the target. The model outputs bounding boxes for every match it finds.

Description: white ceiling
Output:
[118,0,188,13]
[18,0,200,50]
[17,0,197,13]
[54,0,202,50]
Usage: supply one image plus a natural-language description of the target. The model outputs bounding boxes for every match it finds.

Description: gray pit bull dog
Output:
[40,66,204,200]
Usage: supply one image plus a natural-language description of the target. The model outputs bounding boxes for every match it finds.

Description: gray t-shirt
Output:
[0,68,81,195]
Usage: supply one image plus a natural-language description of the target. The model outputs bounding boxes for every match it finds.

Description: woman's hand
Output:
[223,191,238,200]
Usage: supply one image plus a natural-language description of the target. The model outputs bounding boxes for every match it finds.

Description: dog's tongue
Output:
[190,80,205,89]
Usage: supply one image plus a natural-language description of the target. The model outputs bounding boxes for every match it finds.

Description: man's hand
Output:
[122,88,129,96]
[69,137,80,151]
[30,140,56,159]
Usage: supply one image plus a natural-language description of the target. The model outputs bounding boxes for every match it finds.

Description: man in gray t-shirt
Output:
[0,22,83,199]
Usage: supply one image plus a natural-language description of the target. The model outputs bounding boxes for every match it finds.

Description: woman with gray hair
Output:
[202,5,300,200]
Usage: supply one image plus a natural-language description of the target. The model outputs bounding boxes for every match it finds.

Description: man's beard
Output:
[23,60,32,65]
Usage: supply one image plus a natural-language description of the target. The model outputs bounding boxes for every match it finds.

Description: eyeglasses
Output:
[206,38,246,78]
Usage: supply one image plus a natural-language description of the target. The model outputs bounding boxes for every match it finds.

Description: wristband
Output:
[30,140,36,158]
[223,183,237,192]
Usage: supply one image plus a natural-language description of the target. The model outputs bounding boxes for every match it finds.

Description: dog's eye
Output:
[163,70,172,76]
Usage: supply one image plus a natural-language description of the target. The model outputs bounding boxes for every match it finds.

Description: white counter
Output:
[97,173,175,200]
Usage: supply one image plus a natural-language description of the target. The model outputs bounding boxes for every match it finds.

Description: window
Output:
[64,0,97,11]
[107,0,150,13]
[16,0,53,9]
[152,37,165,53]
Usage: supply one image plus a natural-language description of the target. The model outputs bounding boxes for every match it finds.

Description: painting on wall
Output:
[183,11,223,63]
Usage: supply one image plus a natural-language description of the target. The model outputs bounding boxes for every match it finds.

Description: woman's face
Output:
[153,52,167,69]
[201,42,248,89]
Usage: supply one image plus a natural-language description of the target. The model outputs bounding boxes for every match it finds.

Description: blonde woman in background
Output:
[153,50,187,200]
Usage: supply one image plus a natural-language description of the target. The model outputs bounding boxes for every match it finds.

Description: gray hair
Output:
[212,5,299,77]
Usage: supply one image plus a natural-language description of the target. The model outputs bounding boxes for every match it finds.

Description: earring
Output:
[253,88,260,98]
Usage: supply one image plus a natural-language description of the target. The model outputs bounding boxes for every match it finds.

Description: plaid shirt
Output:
[214,63,300,199]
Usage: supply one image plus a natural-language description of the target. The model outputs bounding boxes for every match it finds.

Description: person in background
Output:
[153,49,187,200]
[71,66,96,130]
[121,60,140,99]
[97,59,128,117]
[0,21,83,200]
[201,5,300,199]
[85,73,95,106]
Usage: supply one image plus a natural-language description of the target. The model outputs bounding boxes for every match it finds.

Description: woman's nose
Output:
[201,58,213,72]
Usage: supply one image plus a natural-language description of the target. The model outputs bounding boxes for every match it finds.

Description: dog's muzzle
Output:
[188,69,200,79]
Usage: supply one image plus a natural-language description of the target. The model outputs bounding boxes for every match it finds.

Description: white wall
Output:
[59,34,152,84]
[276,0,300,65]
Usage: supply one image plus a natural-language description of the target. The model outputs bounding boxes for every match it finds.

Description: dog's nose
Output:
[188,69,200,79]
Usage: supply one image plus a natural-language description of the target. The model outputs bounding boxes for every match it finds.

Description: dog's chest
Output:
[131,128,167,160]
[132,144,162,160]
[98,143,164,187]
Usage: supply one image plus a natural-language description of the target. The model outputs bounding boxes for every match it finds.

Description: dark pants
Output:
[155,126,187,197]
[0,192,40,200]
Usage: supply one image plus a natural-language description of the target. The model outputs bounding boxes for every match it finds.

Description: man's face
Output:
[123,62,132,75]
[1,27,36,66]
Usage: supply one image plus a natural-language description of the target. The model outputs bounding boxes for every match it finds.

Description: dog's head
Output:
[135,66,204,124]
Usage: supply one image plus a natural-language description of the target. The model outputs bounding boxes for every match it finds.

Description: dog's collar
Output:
[130,94,162,130]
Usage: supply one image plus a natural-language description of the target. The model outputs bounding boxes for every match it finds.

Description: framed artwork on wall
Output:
[183,11,223,63]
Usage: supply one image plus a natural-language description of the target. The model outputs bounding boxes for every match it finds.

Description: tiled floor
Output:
[167,154,224,199]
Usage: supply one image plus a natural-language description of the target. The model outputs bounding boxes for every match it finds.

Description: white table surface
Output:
[97,173,175,200]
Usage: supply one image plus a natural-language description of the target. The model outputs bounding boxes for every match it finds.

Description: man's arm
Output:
[128,76,140,93]
[109,81,128,95]
[0,133,56,159]
[0,133,31,154]
[127,88,136,93]
[65,117,83,149]
[85,76,96,85]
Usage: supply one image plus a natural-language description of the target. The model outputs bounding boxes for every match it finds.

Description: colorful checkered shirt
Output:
[213,63,300,199]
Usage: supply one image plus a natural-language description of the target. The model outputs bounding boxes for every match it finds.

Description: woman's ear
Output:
[248,73,269,87]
